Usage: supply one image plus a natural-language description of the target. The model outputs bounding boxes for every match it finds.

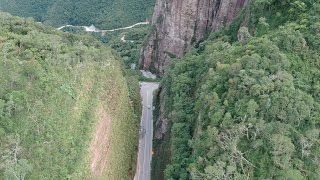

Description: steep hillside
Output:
[155,0,320,179]
[0,12,139,179]
[0,0,155,29]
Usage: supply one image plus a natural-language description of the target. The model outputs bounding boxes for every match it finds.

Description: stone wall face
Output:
[139,0,247,75]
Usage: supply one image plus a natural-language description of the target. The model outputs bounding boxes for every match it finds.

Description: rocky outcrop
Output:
[154,85,169,139]
[139,0,248,75]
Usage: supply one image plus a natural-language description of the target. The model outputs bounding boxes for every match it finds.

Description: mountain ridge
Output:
[0,0,155,29]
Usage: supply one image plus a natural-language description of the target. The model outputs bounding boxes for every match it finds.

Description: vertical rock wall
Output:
[140,0,247,75]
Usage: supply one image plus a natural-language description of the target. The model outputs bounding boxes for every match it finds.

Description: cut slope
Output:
[90,106,111,176]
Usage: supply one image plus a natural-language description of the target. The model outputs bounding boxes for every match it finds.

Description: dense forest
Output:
[0,0,155,29]
[0,12,141,179]
[159,0,320,179]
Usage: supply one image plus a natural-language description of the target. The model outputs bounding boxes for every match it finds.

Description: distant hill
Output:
[0,0,155,29]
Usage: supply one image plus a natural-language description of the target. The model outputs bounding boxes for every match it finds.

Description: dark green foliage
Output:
[0,0,155,29]
[106,26,150,68]
[161,1,320,179]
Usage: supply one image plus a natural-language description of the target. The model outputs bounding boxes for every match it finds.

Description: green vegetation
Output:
[160,0,320,179]
[94,26,151,68]
[61,24,159,82]
[0,0,155,29]
[0,12,139,179]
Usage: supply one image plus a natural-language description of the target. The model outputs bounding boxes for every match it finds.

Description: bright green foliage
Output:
[161,1,320,179]
[0,12,139,179]
[0,0,155,29]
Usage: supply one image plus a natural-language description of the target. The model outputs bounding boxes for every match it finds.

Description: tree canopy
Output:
[0,0,155,29]
[160,0,320,179]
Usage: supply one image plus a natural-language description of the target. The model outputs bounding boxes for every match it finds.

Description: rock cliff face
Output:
[139,0,247,75]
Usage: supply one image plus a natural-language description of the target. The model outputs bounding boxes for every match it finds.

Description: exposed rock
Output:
[155,85,169,139]
[139,0,248,75]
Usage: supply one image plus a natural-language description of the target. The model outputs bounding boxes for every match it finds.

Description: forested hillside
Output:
[0,12,140,179]
[159,0,320,179]
[0,0,155,29]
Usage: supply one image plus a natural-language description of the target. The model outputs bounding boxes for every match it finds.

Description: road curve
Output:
[57,22,149,32]
[135,82,159,180]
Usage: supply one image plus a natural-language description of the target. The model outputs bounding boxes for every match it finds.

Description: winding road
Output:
[57,22,149,32]
[57,22,149,43]
[135,82,159,180]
